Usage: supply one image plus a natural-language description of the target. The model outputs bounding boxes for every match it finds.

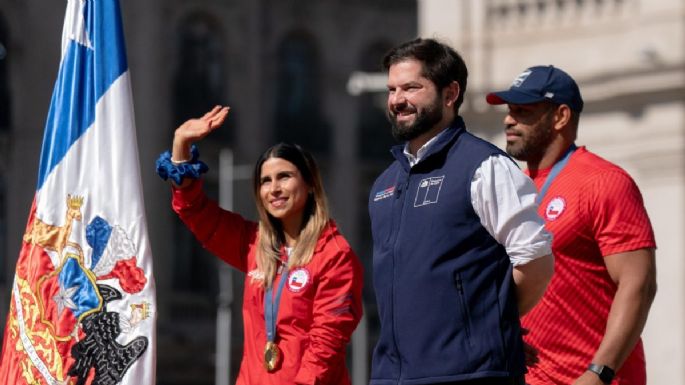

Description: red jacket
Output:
[172,181,363,385]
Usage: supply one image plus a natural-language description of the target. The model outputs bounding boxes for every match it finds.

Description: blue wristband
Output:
[155,145,208,185]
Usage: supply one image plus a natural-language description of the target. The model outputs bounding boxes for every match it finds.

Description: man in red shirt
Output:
[486,66,657,385]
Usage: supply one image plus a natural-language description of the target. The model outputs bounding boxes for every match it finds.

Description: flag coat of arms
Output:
[0,1,157,384]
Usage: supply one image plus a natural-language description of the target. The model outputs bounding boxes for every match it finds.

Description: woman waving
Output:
[156,106,363,385]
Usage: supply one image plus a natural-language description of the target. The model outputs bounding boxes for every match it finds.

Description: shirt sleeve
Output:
[588,170,656,256]
[171,179,254,272]
[294,245,363,385]
[471,155,553,266]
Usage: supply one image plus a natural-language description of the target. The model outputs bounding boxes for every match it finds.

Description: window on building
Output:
[165,14,233,382]
[173,13,229,140]
[274,32,330,153]
[172,13,227,296]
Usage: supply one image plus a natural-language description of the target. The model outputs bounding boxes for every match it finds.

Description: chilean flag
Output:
[0,1,157,384]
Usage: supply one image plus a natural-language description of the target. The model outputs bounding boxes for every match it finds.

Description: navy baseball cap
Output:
[486,65,584,112]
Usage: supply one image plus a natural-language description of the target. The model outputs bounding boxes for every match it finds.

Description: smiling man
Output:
[368,38,555,385]
[487,65,657,385]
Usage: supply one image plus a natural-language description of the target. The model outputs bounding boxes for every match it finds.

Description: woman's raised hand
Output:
[172,105,230,162]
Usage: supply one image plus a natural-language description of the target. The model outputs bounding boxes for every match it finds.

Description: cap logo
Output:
[511,70,532,88]
[544,92,555,98]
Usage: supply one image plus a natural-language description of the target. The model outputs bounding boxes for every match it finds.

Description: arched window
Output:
[171,13,227,295]
[274,32,329,152]
[173,13,230,141]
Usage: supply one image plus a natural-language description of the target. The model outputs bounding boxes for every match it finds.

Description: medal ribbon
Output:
[535,144,577,204]
[265,265,289,344]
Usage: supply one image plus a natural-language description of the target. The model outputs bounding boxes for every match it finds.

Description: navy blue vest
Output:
[368,118,525,384]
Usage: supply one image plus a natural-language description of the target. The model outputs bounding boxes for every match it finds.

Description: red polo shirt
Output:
[522,147,655,385]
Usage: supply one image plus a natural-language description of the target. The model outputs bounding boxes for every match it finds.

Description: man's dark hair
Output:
[383,38,468,113]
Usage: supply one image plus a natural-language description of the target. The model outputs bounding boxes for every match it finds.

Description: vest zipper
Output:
[391,174,411,381]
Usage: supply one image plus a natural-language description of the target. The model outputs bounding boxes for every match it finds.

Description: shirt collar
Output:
[403,128,449,167]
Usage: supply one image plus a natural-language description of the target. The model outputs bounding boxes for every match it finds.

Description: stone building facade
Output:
[418,0,685,384]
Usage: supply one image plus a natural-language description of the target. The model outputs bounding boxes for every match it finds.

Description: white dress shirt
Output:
[403,131,552,266]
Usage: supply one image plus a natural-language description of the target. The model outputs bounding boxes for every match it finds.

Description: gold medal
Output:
[264,341,281,372]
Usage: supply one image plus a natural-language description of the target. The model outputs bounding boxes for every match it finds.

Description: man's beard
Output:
[388,97,443,142]
[506,117,555,162]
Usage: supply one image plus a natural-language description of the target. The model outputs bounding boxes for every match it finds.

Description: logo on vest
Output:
[545,196,566,221]
[287,268,311,293]
[374,186,395,202]
[414,176,445,207]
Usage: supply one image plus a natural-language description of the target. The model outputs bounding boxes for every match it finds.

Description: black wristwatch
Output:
[587,363,615,384]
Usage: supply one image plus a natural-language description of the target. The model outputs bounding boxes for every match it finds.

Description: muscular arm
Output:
[574,248,657,385]
[471,155,555,315]
[513,253,554,316]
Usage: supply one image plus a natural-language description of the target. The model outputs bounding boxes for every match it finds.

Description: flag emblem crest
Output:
[8,194,152,384]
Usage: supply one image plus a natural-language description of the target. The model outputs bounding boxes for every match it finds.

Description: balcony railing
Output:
[486,0,633,32]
